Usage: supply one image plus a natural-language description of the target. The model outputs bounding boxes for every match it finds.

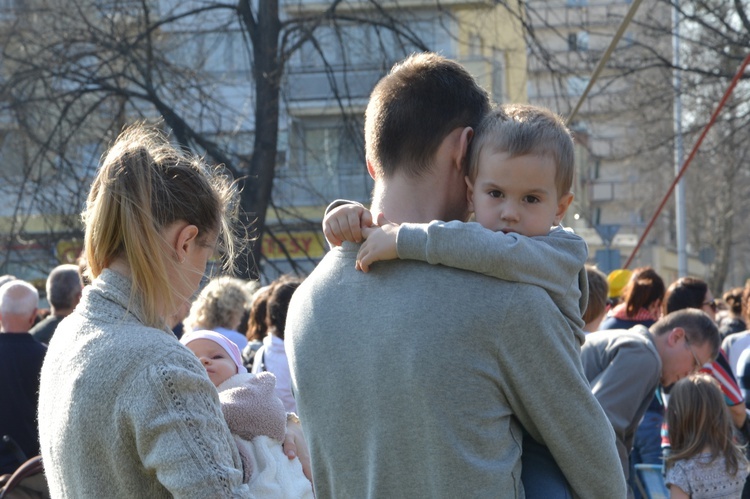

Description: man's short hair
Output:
[365,52,491,179]
[0,280,39,317]
[46,264,83,310]
[467,104,574,198]
[651,308,720,360]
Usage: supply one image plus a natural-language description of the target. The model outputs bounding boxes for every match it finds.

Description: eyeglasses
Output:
[702,299,718,313]
[685,339,704,371]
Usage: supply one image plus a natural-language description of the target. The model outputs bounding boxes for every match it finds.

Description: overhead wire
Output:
[623,53,750,269]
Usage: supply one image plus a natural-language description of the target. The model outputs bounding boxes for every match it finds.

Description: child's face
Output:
[466,151,573,237]
[186,338,238,387]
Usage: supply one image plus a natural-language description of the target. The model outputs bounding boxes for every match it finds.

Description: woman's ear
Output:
[174,223,199,263]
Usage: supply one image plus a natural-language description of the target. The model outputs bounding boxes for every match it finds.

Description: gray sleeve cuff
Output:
[396,223,430,261]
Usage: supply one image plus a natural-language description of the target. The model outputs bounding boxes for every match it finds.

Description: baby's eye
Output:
[212,355,224,360]
[523,195,541,204]
[488,190,503,198]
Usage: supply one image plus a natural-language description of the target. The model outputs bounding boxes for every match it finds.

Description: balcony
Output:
[282,0,495,15]
[285,65,385,104]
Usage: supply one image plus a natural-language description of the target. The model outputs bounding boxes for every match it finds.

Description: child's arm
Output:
[321,200,373,247]
[396,221,586,290]
[356,222,399,272]
[395,221,588,328]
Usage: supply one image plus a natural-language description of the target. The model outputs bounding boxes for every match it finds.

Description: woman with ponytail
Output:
[37,125,307,498]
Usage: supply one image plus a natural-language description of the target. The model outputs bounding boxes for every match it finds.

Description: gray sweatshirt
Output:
[287,243,626,498]
[580,326,662,489]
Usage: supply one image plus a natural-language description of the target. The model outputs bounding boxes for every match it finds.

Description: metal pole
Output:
[673,0,687,277]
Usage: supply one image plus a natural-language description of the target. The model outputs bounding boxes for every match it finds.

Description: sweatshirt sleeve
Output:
[584,339,661,481]
[498,288,627,499]
[397,221,588,331]
[122,354,251,498]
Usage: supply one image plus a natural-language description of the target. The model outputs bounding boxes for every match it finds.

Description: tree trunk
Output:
[237,0,281,279]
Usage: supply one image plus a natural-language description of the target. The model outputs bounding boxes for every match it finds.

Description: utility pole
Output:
[673,0,687,277]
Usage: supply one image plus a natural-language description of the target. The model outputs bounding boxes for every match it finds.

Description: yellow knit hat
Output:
[607,269,633,299]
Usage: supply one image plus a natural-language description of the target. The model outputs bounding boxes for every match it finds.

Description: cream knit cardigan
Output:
[38,269,250,498]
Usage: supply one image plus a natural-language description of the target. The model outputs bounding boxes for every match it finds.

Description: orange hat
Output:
[607,269,633,299]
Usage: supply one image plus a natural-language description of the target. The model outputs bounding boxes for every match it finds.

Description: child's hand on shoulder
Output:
[356,218,400,273]
[323,204,374,246]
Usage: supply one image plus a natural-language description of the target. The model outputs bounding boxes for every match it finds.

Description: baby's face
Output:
[186,338,238,387]
[466,151,572,237]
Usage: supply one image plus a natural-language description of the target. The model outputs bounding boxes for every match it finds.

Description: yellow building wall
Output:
[454,0,528,104]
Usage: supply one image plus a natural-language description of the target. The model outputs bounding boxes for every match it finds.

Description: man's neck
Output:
[371,172,464,225]
[50,307,73,318]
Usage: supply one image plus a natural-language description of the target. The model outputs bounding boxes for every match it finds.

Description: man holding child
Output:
[287,53,626,497]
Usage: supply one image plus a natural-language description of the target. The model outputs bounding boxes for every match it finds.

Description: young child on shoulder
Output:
[180,330,313,499]
[324,103,587,343]
[664,373,749,498]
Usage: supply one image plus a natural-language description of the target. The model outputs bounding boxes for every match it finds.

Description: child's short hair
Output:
[582,265,609,326]
[666,373,745,475]
[467,104,574,198]
[365,52,491,179]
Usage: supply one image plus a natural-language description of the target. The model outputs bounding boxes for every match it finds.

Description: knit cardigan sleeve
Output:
[119,351,250,498]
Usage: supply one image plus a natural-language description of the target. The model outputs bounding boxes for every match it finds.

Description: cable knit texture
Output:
[38,269,250,498]
[218,372,313,498]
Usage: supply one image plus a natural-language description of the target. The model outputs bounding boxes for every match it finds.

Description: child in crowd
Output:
[180,330,313,499]
[665,373,749,498]
[583,265,609,333]
[325,103,586,343]
[324,103,588,498]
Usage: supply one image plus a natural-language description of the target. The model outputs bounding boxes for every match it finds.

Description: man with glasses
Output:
[580,308,720,499]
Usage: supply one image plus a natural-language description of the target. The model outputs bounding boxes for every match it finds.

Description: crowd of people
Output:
[0,52,748,499]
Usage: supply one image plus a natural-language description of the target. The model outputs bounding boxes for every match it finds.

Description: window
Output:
[568,31,589,52]
[468,34,484,58]
[567,76,590,96]
[492,49,505,103]
[567,0,588,6]
[278,117,370,207]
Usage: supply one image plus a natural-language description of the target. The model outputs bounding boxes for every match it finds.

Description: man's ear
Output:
[554,192,575,225]
[667,327,685,346]
[457,127,474,173]
[175,223,200,262]
[367,159,377,181]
